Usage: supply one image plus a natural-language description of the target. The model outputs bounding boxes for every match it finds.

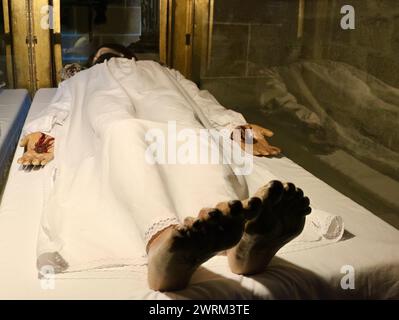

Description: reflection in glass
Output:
[196,0,399,228]
[60,0,159,67]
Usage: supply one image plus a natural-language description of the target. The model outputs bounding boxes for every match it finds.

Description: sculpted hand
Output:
[17,132,55,166]
[232,124,281,157]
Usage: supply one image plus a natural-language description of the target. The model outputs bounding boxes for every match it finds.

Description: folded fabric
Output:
[307,209,345,241]
[278,208,345,255]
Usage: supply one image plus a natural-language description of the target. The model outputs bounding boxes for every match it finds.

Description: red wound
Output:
[34,133,54,154]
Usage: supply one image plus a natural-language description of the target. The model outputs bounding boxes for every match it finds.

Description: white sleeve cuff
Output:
[22,109,68,137]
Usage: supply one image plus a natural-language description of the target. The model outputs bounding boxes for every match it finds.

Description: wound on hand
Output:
[34,133,54,154]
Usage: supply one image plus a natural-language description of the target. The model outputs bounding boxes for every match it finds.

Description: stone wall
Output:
[205,0,299,78]
[201,0,299,108]
[303,0,399,87]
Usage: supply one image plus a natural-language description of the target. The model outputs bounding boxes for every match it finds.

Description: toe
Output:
[198,208,212,220]
[208,209,223,220]
[175,225,189,238]
[248,197,262,210]
[192,219,207,235]
[283,182,296,199]
[205,209,225,226]
[228,200,243,216]
[264,180,285,204]
[285,188,311,217]
[295,187,304,198]
[184,216,195,226]
[301,196,310,208]
[242,197,262,219]
[215,201,231,215]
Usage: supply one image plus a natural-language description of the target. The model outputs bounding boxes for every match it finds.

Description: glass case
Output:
[1,0,398,228]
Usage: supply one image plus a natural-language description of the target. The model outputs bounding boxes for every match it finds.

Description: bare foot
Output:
[227,180,311,275]
[147,200,246,292]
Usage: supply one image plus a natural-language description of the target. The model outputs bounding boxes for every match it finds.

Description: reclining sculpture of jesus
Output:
[17,48,311,292]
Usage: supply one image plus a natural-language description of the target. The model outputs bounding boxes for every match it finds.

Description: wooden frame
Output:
[2,0,14,88]
[32,0,54,90]
[8,0,30,92]
[159,0,172,65]
[52,0,62,84]
[160,0,195,78]
[192,0,211,83]
[6,0,54,94]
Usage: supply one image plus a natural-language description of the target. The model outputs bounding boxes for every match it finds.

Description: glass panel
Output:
[194,0,399,228]
[60,0,159,67]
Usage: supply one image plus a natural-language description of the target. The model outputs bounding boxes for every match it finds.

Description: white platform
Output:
[0,88,398,299]
[0,89,31,196]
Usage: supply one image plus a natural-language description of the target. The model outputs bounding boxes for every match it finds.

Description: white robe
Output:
[24,58,249,272]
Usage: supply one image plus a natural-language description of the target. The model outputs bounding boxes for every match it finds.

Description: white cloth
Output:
[306,209,344,241]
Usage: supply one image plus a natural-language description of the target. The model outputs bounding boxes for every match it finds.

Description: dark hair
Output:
[87,43,138,67]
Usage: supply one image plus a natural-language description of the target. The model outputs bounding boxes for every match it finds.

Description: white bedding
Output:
[0,87,398,299]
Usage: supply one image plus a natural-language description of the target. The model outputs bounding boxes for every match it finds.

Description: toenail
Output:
[268,180,284,194]
[284,182,295,189]
[267,181,284,203]
[284,182,296,194]
[269,180,283,189]
[296,188,304,198]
